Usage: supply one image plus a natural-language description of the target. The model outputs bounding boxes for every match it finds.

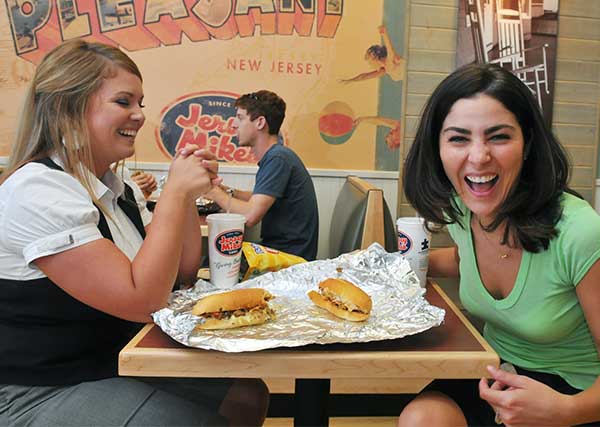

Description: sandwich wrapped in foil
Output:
[152,243,445,352]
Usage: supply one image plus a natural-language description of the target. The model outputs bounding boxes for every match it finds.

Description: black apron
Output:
[0,158,146,385]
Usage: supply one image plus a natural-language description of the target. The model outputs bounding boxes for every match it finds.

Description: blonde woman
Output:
[0,40,268,426]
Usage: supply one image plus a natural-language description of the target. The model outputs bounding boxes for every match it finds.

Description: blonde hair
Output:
[1,39,142,215]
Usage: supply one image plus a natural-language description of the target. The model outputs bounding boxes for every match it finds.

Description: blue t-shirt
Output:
[253,144,319,260]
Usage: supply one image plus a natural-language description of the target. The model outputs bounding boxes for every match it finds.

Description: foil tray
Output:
[152,243,445,352]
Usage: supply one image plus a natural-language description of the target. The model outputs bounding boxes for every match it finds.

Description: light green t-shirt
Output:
[448,193,600,390]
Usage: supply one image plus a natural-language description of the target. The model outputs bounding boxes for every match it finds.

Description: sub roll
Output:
[192,288,275,330]
[308,278,372,321]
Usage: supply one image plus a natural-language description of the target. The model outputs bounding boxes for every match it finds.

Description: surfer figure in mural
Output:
[353,116,401,150]
[339,24,406,83]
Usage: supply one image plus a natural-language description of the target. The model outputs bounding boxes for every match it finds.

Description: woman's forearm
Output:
[566,377,600,425]
[428,246,460,278]
[175,198,203,284]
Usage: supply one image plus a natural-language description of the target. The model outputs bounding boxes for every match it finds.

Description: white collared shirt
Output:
[0,159,152,280]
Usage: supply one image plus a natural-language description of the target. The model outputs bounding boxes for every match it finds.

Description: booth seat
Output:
[329,175,398,258]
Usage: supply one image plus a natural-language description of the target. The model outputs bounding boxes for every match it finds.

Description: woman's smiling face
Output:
[86,67,145,176]
[439,93,525,225]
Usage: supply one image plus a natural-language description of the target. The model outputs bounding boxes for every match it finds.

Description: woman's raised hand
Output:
[182,147,222,187]
[164,144,212,200]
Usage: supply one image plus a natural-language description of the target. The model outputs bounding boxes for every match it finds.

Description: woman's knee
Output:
[219,378,269,427]
[398,392,466,427]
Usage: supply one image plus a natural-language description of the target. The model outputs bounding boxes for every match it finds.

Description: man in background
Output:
[204,90,319,260]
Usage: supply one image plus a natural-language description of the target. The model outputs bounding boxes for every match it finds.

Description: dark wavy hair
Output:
[403,63,575,252]
[235,90,286,135]
[366,45,387,61]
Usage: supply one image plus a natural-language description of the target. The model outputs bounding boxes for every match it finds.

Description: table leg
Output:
[294,378,330,427]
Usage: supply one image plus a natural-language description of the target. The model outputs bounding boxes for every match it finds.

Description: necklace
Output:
[472,217,512,260]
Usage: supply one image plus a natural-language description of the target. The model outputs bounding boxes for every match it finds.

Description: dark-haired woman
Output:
[398,63,600,426]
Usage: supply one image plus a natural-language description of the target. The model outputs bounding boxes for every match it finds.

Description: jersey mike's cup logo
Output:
[207,213,245,288]
[397,231,412,255]
[156,91,255,163]
[215,230,244,256]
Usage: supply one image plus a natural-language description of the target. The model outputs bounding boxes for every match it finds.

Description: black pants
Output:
[424,364,599,427]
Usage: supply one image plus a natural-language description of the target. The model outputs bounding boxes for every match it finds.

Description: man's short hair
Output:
[235,90,286,135]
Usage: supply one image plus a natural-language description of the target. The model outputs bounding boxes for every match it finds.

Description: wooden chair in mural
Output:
[495,0,549,109]
[466,0,549,110]
[466,0,490,63]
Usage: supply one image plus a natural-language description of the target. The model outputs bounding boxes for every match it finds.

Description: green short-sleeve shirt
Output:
[448,193,600,390]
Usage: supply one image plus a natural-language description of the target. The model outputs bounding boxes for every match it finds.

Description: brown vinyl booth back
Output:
[329,176,398,258]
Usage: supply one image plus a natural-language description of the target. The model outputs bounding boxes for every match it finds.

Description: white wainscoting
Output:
[129,162,400,259]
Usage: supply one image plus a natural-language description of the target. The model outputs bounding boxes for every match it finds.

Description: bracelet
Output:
[225,187,234,197]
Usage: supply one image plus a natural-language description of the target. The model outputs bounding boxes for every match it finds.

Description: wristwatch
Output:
[225,187,234,197]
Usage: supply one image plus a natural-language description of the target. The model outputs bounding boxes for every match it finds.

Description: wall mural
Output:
[457,0,559,125]
[0,0,407,171]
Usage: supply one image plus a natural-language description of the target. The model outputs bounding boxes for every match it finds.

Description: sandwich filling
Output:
[199,305,276,321]
[319,288,369,314]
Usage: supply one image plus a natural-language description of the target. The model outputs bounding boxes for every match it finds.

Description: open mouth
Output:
[465,174,498,193]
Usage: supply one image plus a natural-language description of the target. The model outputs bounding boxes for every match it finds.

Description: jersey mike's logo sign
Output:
[156,91,255,163]
[397,231,412,255]
[215,230,244,256]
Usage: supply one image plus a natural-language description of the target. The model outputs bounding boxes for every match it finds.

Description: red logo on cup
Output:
[397,231,412,255]
[215,230,243,256]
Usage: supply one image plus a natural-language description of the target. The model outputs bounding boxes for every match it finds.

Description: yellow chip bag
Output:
[241,242,307,281]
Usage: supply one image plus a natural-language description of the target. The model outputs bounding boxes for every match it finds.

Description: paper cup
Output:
[396,217,432,287]
[206,213,246,288]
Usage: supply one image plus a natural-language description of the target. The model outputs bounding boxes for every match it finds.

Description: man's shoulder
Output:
[267,143,295,157]
[262,144,305,166]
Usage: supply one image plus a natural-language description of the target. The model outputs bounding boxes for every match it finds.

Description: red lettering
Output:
[235,4,276,37]
[217,135,236,161]
[175,104,201,127]
[144,0,211,45]
[175,129,208,152]
[277,0,314,36]
[9,0,344,63]
[317,0,342,38]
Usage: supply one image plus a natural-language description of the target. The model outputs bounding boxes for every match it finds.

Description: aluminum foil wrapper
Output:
[152,243,445,352]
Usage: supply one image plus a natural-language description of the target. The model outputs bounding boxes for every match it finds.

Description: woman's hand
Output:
[165,144,212,200]
[131,171,157,199]
[479,365,572,426]
[177,146,222,186]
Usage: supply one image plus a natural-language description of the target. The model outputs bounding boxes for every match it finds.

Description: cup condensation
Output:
[206,213,246,288]
[396,217,432,287]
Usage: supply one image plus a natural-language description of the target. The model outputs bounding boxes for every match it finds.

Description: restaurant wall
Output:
[2,1,598,255]
[0,0,409,260]
[0,0,408,173]
[398,0,600,251]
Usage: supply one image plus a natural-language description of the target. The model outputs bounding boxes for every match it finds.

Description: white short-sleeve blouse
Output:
[0,160,152,280]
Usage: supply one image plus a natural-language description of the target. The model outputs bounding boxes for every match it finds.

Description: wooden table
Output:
[119,282,498,426]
